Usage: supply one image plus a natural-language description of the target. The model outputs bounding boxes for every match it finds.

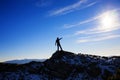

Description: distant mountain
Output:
[5,59,46,64]
[0,51,120,80]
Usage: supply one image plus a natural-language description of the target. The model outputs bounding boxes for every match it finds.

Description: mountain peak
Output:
[50,50,75,60]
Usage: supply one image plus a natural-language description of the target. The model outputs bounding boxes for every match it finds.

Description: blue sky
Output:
[0,0,120,62]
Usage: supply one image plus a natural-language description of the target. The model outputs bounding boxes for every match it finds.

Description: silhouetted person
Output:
[55,37,63,51]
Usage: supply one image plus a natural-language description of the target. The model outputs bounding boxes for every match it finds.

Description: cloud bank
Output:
[77,34,120,43]
[63,8,120,43]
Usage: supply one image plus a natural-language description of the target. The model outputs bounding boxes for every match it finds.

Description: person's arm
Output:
[59,37,63,40]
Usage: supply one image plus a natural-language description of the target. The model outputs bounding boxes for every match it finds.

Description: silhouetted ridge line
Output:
[0,50,120,80]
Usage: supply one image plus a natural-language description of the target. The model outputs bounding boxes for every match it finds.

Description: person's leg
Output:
[57,45,59,51]
[59,44,63,50]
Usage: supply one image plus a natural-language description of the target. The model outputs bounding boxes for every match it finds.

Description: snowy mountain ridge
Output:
[5,59,46,64]
[0,51,120,80]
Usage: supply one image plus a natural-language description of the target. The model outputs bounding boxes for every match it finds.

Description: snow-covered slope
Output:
[0,51,120,80]
[5,59,46,64]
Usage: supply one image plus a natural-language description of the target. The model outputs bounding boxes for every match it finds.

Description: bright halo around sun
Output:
[98,10,119,32]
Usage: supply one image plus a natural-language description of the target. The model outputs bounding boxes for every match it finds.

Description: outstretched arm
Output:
[59,37,63,40]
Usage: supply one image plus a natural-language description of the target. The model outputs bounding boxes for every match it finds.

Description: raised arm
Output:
[59,37,63,40]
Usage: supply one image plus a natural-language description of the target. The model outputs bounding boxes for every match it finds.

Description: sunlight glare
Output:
[98,10,119,32]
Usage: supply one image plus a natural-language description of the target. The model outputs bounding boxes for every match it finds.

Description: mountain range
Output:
[0,51,120,80]
[5,59,46,64]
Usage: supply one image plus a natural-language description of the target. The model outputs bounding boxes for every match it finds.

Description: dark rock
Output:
[0,51,120,80]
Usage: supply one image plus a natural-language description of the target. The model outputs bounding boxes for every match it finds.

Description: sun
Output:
[98,10,119,32]
[100,12,114,28]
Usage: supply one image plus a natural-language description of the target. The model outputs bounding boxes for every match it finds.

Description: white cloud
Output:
[76,13,120,43]
[64,16,98,29]
[75,23,120,35]
[63,8,120,36]
[63,8,120,43]
[64,8,120,29]
[81,1,97,9]
[49,0,97,16]
[75,9,120,35]
[50,0,86,16]
[35,0,51,7]
[77,34,120,43]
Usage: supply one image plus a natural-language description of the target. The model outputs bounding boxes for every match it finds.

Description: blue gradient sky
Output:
[0,0,120,62]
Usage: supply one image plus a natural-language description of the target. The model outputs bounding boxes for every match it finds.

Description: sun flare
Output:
[98,10,119,31]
